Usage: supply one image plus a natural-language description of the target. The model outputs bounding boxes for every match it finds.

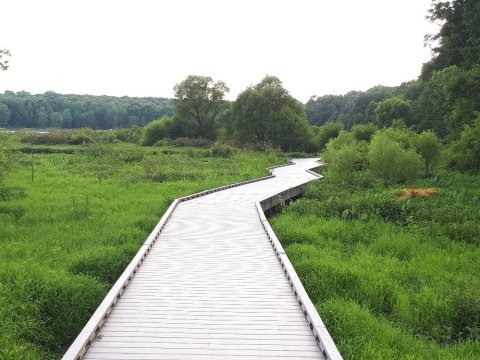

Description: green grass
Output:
[0,143,283,359]
[270,172,480,359]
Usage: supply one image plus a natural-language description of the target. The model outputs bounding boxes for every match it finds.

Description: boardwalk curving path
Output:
[63,158,342,360]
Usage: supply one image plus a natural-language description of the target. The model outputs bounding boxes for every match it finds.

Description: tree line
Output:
[306,0,480,140]
[3,0,479,157]
[0,91,172,129]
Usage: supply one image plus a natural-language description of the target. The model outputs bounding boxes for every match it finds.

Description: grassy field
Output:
[271,172,480,359]
[0,141,283,359]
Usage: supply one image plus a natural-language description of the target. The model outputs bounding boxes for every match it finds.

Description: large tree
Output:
[172,75,229,140]
[230,76,313,150]
[422,0,480,79]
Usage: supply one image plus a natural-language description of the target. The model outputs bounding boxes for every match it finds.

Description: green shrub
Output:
[210,143,238,158]
[314,122,343,150]
[68,245,138,285]
[350,123,377,142]
[368,131,423,184]
[0,185,26,201]
[322,140,367,181]
[0,265,106,352]
[20,132,70,145]
[111,126,143,143]
[19,146,75,155]
[140,116,173,146]
[0,205,25,220]
[172,137,213,148]
[414,131,442,177]
[448,119,480,173]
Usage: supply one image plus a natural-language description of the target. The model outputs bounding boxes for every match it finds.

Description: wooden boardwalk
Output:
[63,158,342,360]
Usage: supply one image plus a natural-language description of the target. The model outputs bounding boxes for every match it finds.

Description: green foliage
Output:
[314,122,343,150]
[0,91,172,129]
[172,75,229,140]
[271,171,480,358]
[68,245,137,285]
[414,131,442,177]
[448,119,480,173]
[306,65,480,140]
[0,145,17,183]
[350,123,377,141]
[322,137,367,182]
[373,97,413,128]
[229,76,313,151]
[171,137,213,148]
[0,139,284,359]
[210,143,238,158]
[19,128,144,146]
[368,130,423,184]
[266,106,315,152]
[140,116,172,146]
[422,0,480,79]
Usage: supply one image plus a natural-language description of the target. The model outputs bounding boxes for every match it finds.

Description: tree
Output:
[414,131,442,177]
[0,49,10,71]
[373,97,413,128]
[230,76,312,150]
[266,106,314,151]
[314,122,343,150]
[350,123,377,142]
[172,75,229,140]
[449,118,480,173]
[368,130,423,184]
[422,0,480,79]
[0,103,10,127]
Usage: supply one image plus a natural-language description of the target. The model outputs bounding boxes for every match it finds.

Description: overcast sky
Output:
[0,0,437,102]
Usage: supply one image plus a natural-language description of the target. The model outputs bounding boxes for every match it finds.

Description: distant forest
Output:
[0,91,172,129]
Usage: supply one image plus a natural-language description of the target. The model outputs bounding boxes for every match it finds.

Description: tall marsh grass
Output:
[0,142,283,359]
[271,172,480,359]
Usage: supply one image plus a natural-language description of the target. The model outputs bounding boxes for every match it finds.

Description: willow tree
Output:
[230,76,313,151]
[173,75,229,140]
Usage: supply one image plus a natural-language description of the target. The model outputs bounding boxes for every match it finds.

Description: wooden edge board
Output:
[254,162,343,360]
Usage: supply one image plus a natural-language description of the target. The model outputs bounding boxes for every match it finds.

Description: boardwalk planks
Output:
[63,158,342,360]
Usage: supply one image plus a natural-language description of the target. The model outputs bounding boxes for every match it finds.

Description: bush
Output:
[314,122,343,150]
[20,132,70,145]
[414,131,442,177]
[368,131,423,184]
[210,143,238,158]
[322,141,367,181]
[0,145,17,183]
[350,123,377,142]
[172,137,214,148]
[448,119,480,173]
[111,127,143,143]
[19,146,75,155]
[0,185,27,201]
[140,116,173,146]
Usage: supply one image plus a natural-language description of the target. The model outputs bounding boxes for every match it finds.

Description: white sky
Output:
[0,0,437,102]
